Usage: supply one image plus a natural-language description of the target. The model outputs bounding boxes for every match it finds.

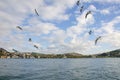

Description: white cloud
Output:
[43,29,66,45]
[95,16,120,48]
[101,16,120,34]
[83,0,120,4]
[100,9,110,15]
[24,20,58,36]
[88,5,97,12]
[47,44,56,49]
[93,0,120,4]
[37,0,76,21]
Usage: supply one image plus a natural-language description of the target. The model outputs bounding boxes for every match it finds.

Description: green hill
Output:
[96,49,120,57]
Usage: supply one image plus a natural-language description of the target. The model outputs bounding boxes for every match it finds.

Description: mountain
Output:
[95,49,120,57]
[64,52,84,58]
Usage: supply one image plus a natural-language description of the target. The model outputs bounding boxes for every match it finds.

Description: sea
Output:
[0,58,120,80]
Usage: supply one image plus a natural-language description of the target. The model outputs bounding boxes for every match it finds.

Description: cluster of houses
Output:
[0,48,88,58]
[0,48,40,59]
[1,53,35,59]
[0,52,41,59]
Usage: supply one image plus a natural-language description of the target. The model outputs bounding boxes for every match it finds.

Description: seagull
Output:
[12,49,18,52]
[88,30,93,35]
[34,45,39,49]
[29,38,32,42]
[95,36,102,45]
[80,5,84,13]
[85,11,91,19]
[76,0,80,6]
[35,9,39,16]
[16,26,23,30]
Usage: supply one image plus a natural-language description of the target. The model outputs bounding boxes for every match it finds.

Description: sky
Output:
[0,0,120,54]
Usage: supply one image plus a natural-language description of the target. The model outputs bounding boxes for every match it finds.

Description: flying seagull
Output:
[76,0,80,6]
[34,45,39,49]
[85,11,91,19]
[29,38,32,42]
[16,26,23,30]
[88,30,93,35]
[95,36,102,45]
[80,5,84,13]
[35,9,39,16]
[12,49,18,52]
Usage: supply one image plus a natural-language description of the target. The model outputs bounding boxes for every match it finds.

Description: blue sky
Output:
[0,0,120,54]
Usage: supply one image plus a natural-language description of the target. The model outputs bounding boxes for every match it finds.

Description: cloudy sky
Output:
[0,0,120,54]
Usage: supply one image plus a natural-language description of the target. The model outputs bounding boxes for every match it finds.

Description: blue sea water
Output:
[0,58,120,80]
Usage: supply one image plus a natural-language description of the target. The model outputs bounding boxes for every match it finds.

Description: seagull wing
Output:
[95,36,101,45]
[17,26,23,30]
[29,38,32,42]
[85,11,91,19]
[89,30,92,35]
[34,45,38,49]
[76,0,80,6]
[35,9,39,16]
[80,6,84,13]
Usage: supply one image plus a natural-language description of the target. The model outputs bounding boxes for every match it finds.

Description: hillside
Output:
[0,48,9,56]
[95,49,120,57]
[0,48,88,58]
[0,48,120,58]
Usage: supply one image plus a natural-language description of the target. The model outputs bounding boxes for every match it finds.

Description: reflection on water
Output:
[0,58,120,80]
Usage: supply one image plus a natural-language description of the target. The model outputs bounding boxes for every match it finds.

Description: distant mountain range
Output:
[0,48,120,58]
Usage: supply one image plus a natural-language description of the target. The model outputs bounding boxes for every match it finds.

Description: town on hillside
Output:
[0,48,120,59]
[0,48,87,59]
